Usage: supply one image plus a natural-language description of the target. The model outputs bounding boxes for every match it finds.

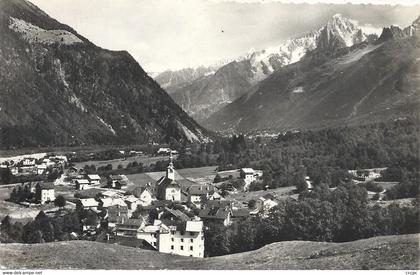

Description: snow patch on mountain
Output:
[9,17,83,45]
[240,14,378,84]
[96,116,116,135]
[69,94,87,113]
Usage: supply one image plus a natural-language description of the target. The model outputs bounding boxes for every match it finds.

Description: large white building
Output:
[116,218,205,258]
[240,168,263,189]
[36,182,55,204]
[157,219,204,258]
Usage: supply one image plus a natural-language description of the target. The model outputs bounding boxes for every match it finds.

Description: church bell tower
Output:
[166,151,175,180]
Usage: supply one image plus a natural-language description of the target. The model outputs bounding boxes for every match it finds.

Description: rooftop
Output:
[241,168,255,174]
[164,207,190,222]
[87,174,101,180]
[100,197,127,208]
[188,185,215,195]
[79,198,99,208]
[109,175,124,181]
[118,218,144,227]
[37,182,55,190]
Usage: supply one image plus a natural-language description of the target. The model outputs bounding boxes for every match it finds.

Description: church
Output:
[155,154,181,202]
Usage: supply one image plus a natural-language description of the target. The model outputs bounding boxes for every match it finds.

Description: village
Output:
[0,146,403,258]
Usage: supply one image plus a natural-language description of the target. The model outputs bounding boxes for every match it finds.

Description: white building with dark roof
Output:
[157,219,204,258]
[36,182,55,204]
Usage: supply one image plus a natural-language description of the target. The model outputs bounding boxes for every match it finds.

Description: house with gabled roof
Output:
[87,174,102,185]
[187,185,219,209]
[240,168,263,190]
[75,179,91,190]
[116,218,146,238]
[107,204,129,228]
[160,207,190,222]
[124,195,141,216]
[99,197,127,209]
[107,175,127,189]
[76,198,100,211]
[199,206,232,226]
[132,186,155,206]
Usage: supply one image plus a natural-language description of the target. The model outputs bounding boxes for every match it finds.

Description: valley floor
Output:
[0,234,418,270]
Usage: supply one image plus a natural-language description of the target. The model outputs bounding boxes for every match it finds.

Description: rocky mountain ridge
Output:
[203,17,420,133]
[157,14,381,121]
[0,0,210,148]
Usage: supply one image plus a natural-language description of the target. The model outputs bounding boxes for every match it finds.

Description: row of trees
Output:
[1,210,81,243]
[204,182,419,256]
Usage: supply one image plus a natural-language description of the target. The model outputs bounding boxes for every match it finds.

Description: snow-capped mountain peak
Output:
[324,13,360,46]
[241,14,378,83]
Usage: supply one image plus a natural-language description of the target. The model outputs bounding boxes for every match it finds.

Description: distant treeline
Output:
[79,118,419,200]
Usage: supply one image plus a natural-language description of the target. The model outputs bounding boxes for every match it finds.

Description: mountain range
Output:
[0,0,210,148]
[155,14,382,122]
[203,16,420,132]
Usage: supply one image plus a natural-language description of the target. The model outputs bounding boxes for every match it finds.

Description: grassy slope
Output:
[0,234,418,270]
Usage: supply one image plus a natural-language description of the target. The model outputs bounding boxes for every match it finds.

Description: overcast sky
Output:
[31,0,420,72]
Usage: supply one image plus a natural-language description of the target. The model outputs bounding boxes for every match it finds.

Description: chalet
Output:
[99,197,127,210]
[207,190,222,201]
[156,155,181,202]
[42,158,56,168]
[255,194,278,215]
[187,185,218,208]
[35,182,55,204]
[87,174,102,185]
[116,218,146,238]
[107,175,126,189]
[160,207,190,222]
[50,155,68,166]
[132,186,155,206]
[124,195,141,216]
[136,222,161,248]
[36,164,47,175]
[107,204,129,228]
[199,206,231,226]
[75,179,91,190]
[74,188,104,199]
[240,168,263,188]
[101,189,124,198]
[76,198,99,211]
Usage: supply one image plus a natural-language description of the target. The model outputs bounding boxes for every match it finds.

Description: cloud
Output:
[209,0,420,5]
[30,0,420,73]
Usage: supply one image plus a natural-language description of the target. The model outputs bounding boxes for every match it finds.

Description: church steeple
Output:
[166,151,175,180]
